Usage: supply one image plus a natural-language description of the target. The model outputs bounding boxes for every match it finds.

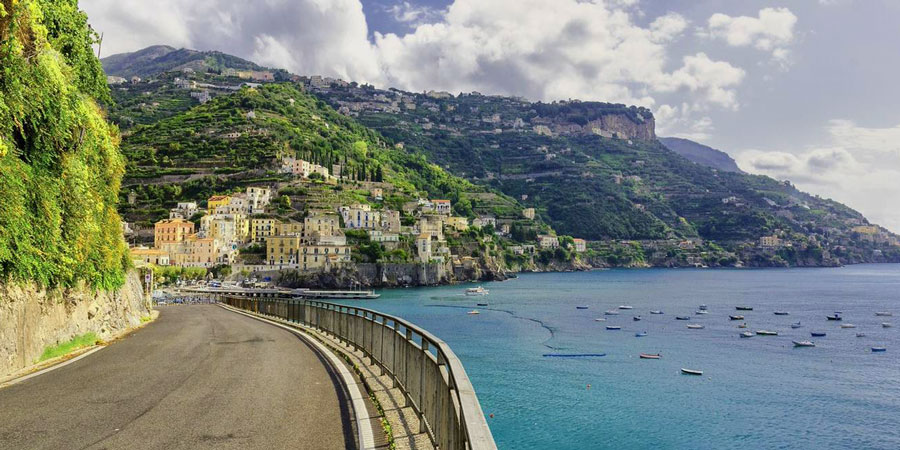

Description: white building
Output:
[340,204,381,230]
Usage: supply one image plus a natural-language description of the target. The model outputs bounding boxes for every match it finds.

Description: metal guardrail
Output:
[224,297,497,450]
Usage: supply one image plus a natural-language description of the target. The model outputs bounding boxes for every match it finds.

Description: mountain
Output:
[101,46,267,79]
[659,137,743,173]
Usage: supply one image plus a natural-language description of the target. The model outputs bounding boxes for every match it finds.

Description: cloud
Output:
[703,7,797,65]
[387,1,443,26]
[738,120,900,232]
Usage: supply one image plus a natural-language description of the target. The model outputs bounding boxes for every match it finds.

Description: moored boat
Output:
[605,310,620,315]
[576,306,589,310]
[791,322,802,329]
[856,332,866,337]
[695,310,708,315]
[736,306,753,311]
[681,368,703,376]
[635,332,648,337]
[649,310,664,315]
[619,305,634,310]
[465,286,489,296]
[740,331,754,338]
[467,310,480,315]
[606,326,622,330]
[738,323,748,328]
[871,347,887,352]
[883,322,893,328]
[699,304,708,311]
[756,330,778,336]
[793,340,815,347]
[640,353,661,359]
[729,315,744,320]
[477,303,488,307]
[875,312,893,317]
[676,316,690,320]
[840,324,856,329]
[774,311,790,316]
[826,313,842,321]
[633,316,642,321]
[811,332,826,337]
[594,318,607,322]
[687,324,705,329]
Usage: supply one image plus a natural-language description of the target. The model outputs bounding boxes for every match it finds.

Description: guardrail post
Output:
[419,340,428,435]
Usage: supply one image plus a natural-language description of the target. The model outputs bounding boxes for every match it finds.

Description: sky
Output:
[83,0,900,232]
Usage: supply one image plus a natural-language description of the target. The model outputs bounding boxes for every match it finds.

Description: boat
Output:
[467,310,480,315]
[543,353,606,358]
[695,310,708,315]
[606,326,622,330]
[774,311,790,316]
[856,332,866,337]
[675,316,690,320]
[826,314,842,321]
[649,310,664,315]
[699,304,708,311]
[875,312,893,317]
[840,324,856,329]
[605,310,620,315]
[729,315,744,320]
[681,368,703,376]
[640,353,661,359]
[871,347,887,352]
[576,306,589,310]
[633,316,642,321]
[883,322,893,328]
[793,340,815,347]
[477,303,488,307]
[811,332,826,337]
[791,322,802,329]
[618,305,634,310]
[736,306,753,311]
[738,323,748,328]
[594,318,607,322]
[687,324,705,329]
[635,332,648,337]
[756,330,778,336]
[465,286,489,296]
[740,331,754,338]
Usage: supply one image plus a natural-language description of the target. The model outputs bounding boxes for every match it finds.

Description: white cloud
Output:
[703,7,797,65]
[387,1,442,26]
[738,120,900,232]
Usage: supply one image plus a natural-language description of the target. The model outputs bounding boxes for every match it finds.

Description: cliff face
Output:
[0,271,149,378]
[589,114,655,140]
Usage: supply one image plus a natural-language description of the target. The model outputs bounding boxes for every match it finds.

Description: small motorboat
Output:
[740,331,754,338]
[856,332,866,337]
[883,322,893,328]
[681,368,703,376]
[576,306,589,310]
[840,324,856,329]
[756,330,778,336]
[811,332,826,337]
[619,305,634,310]
[675,316,690,320]
[605,310,620,315]
[695,310,708,315]
[687,324,705,329]
[640,353,661,359]
[793,340,815,347]
[871,347,887,352]
[649,310,664,315]
[477,303,488,307]
[606,326,622,330]
[738,323,748,328]
[736,306,753,311]
[465,286,489,296]
[467,310,480,315]
[633,316,642,321]
[699,304,708,311]
[774,311,790,316]
[635,332,648,337]
[875,312,893,317]
[729,315,744,321]
[594,318,607,322]
[826,314,842,321]
[791,322,802,329]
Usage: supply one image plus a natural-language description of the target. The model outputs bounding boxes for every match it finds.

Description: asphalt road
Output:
[0,305,354,449]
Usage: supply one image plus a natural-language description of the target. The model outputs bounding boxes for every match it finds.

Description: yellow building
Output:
[267,235,302,266]
[130,247,170,266]
[276,220,304,236]
[523,208,536,220]
[207,195,232,214]
[304,213,340,239]
[445,216,469,232]
[299,243,351,271]
[154,218,195,248]
[251,218,279,243]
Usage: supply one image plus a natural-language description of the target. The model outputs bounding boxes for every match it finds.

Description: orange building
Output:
[154,218,195,248]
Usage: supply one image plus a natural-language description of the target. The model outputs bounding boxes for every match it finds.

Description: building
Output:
[304,213,340,239]
[538,234,559,249]
[371,188,383,199]
[431,199,452,215]
[276,220,304,236]
[759,235,782,248]
[381,210,401,233]
[130,247,170,266]
[186,237,219,267]
[473,216,497,229]
[246,186,272,213]
[416,234,433,262]
[417,216,444,241]
[250,218,278,243]
[207,195,231,214]
[340,204,381,229]
[154,218,195,248]
[445,216,469,232]
[852,225,878,235]
[282,157,330,179]
[299,243,352,271]
[523,208,536,220]
[572,238,587,253]
[267,235,302,266]
[169,202,198,219]
[370,230,400,243]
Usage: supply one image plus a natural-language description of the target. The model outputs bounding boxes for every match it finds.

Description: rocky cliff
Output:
[0,271,149,378]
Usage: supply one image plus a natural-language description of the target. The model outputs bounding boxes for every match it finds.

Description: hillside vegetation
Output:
[0,0,128,289]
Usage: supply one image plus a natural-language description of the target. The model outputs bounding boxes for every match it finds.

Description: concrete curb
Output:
[219,304,379,450]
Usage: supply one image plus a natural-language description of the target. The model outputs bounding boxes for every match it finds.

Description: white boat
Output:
[604,310,620,316]
[840,324,856,329]
[681,368,703,376]
[793,340,815,347]
[740,331,754,338]
[465,286,489,296]
[649,310,664,315]
[875,312,893,317]
[883,322,893,328]
[618,305,634,310]
[856,332,866,337]
[695,310,708,315]
[594,318,607,322]
[467,310,480,315]
[756,330,778,336]
[687,324,705,329]
[791,322,802,329]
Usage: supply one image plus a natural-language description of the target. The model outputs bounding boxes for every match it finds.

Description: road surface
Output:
[0,305,354,449]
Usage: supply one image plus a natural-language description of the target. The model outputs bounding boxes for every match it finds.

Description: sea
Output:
[339,265,900,449]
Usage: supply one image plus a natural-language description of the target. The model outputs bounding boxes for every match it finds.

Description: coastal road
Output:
[0,305,355,449]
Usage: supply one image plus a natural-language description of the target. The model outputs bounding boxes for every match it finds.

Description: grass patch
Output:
[38,333,99,362]
[141,315,153,323]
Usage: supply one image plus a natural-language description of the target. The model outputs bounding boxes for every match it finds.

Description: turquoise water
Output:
[340,265,900,449]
